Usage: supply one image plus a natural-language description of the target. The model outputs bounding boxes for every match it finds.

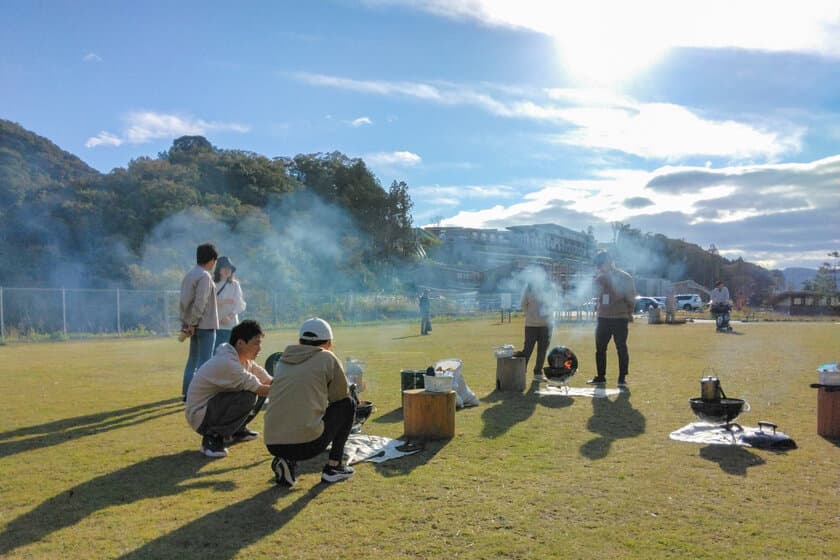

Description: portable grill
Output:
[689,376,749,434]
[543,346,578,392]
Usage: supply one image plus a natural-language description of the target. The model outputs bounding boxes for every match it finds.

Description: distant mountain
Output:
[782,267,818,290]
[0,119,100,207]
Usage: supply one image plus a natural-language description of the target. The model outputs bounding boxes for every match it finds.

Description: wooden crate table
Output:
[817,386,840,438]
[403,389,456,440]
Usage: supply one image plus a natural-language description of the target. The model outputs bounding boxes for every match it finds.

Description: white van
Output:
[675,294,703,311]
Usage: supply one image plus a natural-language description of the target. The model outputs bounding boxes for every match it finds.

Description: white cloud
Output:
[82,52,102,63]
[548,103,803,160]
[86,111,250,148]
[363,151,422,166]
[348,116,373,127]
[435,155,840,268]
[295,72,801,161]
[370,1,840,83]
[84,131,122,148]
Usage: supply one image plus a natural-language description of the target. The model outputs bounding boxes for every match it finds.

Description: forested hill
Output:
[0,119,99,207]
[0,122,415,291]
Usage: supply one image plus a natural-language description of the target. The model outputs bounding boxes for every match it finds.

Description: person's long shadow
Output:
[0,398,182,458]
[117,483,328,559]
[699,445,765,475]
[580,389,646,460]
[480,381,553,439]
[0,450,249,556]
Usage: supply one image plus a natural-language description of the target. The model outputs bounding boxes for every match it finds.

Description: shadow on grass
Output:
[480,381,573,438]
[372,438,446,478]
[117,483,329,560]
[699,445,766,475]
[580,389,646,460]
[371,406,403,424]
[0,398,183,458]
[0,450,258,556]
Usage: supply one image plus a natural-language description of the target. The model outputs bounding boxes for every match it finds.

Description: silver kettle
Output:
[700,376,724,401]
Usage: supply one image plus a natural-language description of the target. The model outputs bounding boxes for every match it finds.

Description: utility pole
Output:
[829,251,840,291]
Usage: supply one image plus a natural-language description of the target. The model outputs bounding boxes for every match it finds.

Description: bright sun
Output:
[546,4,668,85]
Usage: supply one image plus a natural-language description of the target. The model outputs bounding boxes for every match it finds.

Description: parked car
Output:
[634,296,662,313]
[675,293,703,311]
[653,297,667,307]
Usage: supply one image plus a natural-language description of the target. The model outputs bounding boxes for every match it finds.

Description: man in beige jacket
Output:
[185,320,272,458]
[263,318,356,487]
[515,282,554,382]
[589,251,636,388]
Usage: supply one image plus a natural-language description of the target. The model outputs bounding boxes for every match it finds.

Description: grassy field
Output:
[0,316,838,559]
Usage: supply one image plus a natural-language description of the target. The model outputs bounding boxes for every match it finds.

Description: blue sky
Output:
[3,0,839,270]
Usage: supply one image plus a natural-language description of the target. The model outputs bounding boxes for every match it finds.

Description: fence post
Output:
[62,288,67,336]
[116,288,122,336]
[0,286,4,342]
[163,290,170,335]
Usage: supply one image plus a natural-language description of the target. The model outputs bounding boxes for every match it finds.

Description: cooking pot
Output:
[700,376,724,401]
[818,363,840,386]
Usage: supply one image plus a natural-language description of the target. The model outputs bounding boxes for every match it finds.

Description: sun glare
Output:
[546,4,668,85]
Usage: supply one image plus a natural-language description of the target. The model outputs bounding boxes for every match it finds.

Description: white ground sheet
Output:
[341,434,421,465]
[669,422,793,447]
[535,385,621,398]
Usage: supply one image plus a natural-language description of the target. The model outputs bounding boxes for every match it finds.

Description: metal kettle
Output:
[700,376,724,401]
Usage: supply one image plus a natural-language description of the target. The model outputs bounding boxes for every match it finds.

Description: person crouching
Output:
[263,317,356,487]
[184,320,272,458]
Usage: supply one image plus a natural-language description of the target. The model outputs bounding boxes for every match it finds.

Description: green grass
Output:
[0,317,838,559]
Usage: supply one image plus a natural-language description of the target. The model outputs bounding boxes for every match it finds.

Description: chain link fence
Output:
[0,286,596,342]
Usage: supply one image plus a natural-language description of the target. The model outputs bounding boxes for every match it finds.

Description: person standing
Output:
[665,290,677,323]
[709,280,730,312]
[263,317,356,487]
[185,320,272,458]
[589,251,636,388]
[516,283,553,382]
[179,243,220,400]
[213,256,246,351]
[419,289,432,335]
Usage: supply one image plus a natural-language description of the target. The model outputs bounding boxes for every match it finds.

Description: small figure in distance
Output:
[419,289,432,335]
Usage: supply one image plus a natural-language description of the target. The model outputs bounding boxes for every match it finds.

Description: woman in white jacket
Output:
[213,256,247,351]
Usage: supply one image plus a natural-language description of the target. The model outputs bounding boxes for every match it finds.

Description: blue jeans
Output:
[214,329,231,351]
[182,328,216,397]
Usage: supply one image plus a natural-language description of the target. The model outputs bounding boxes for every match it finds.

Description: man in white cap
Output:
[263,317,356,486]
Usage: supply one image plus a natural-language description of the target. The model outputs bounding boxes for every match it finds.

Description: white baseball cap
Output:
[299,317,333,341]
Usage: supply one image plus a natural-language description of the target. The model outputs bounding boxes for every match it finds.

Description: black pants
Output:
[266,397,355,464]
[198,391,264,437]
[595,318,629,379]
[522,325,551,375]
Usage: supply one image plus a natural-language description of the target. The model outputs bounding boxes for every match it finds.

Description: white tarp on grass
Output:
[341,434,421,465]
[669,422,796,448]
[535,385,621,398]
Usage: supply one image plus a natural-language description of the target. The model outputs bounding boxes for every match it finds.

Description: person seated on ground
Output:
[184,319,272,458]
[709,280,730,314]
[263,317,356,487]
